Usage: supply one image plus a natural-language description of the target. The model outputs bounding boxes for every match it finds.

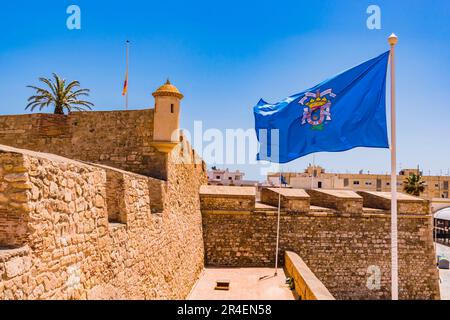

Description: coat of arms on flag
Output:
[254,50,389,163]
[300,89,336,130]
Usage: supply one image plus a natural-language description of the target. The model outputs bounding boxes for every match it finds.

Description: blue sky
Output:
[0,0,449,180]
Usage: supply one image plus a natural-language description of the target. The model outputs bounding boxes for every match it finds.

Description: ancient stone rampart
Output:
[0,111,169,179]
[201,186,440,299]
[0,144,206,299]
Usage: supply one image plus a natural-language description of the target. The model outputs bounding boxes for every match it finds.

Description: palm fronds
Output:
[26,73,93,114]
[403,173,425,196]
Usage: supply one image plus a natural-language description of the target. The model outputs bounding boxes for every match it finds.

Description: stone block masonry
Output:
[0,81,209,300]
[260,188,310,213]
[284,251,335,300]
[357,191,430,215]
[0,152,31,248]
[0,110,168,180]
[307,189,363,215]
[201,187,440,300]
[199,185,255,211]
[0,144,206,299]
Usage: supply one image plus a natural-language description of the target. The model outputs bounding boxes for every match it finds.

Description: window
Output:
[444,181,449,190]
[235,176,241,181]
[353,181,360,185]
[365,181,372,185]
[344,178,349,187]
[170,104,174,113]
[228,177,232,180]
[318,181,322,189]
[386,182,390,186]
[216,175,220,179]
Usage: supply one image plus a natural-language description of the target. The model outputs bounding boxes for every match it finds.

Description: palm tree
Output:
[403,173,425,196]
[26,73,93,114]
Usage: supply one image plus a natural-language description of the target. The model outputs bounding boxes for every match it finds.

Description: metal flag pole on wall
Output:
[388,33,399,300]
[274,165,282,276]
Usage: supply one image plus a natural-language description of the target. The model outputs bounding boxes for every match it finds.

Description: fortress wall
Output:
[0,110,167,180]
[0,145,206,299]
[0,152,31,247]
[201,189,440,300]
[260,188,310,213]
[306,189,363,214]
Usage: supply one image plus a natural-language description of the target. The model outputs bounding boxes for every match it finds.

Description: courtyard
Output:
[188,268,296,300]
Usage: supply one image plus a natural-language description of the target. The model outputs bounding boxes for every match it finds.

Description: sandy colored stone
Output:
[5,256,32,279]
[4,172,28,182]
[0,136,207,300]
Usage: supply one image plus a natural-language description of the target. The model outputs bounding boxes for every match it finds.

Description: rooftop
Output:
[152,79,184,99]
[312,189,361,199]
[199,185,255,197]
[363,191,422,201]
[435,208,450,220]
[266,187,309,198]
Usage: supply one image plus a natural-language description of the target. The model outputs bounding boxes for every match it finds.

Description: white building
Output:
[207,167,259,186]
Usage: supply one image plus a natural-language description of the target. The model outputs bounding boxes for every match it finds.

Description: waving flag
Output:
[122,40,130,110]
[254,51,390,163]
[122,71,128,96]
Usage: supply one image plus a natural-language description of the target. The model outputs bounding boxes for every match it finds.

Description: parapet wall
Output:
[201,187,440,300]
[0,144,206,299]
[284,251,335,300]
[0,111,168,179]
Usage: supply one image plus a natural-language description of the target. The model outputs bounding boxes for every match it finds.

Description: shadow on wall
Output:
[106,170,127,224]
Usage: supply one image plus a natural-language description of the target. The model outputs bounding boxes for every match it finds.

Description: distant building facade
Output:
[207,167,259,186]
[268,165,450,199]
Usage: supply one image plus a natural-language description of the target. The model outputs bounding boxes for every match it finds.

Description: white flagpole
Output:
[388,33,399,300]
[274,165,282,276]
[125,40,130,110]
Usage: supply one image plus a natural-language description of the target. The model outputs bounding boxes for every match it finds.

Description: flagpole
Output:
[388,33,399,300]
[274,165,282,276]
[125,40,130,110]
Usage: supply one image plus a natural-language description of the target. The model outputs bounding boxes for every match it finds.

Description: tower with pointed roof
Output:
[151,79,184,152]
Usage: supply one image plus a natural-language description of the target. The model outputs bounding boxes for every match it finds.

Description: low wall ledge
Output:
[284,251,335,300]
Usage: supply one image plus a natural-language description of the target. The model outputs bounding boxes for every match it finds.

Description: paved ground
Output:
[188,268,296,300]
[436,243,450,300]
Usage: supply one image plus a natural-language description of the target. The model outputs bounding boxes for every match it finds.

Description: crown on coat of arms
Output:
[305,96,328,109]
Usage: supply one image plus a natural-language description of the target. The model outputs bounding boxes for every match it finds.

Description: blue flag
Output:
[254,51,390,163]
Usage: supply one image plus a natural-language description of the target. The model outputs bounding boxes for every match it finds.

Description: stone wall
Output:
[0,152,30,248]
[260,188,309,213]
[307,189,363,215]
[284,251,335,300]
[201,187,440,300]
[0,111,168,179]
[199,186,255,211]
[358,191,430,215]
[0,144,206,299]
